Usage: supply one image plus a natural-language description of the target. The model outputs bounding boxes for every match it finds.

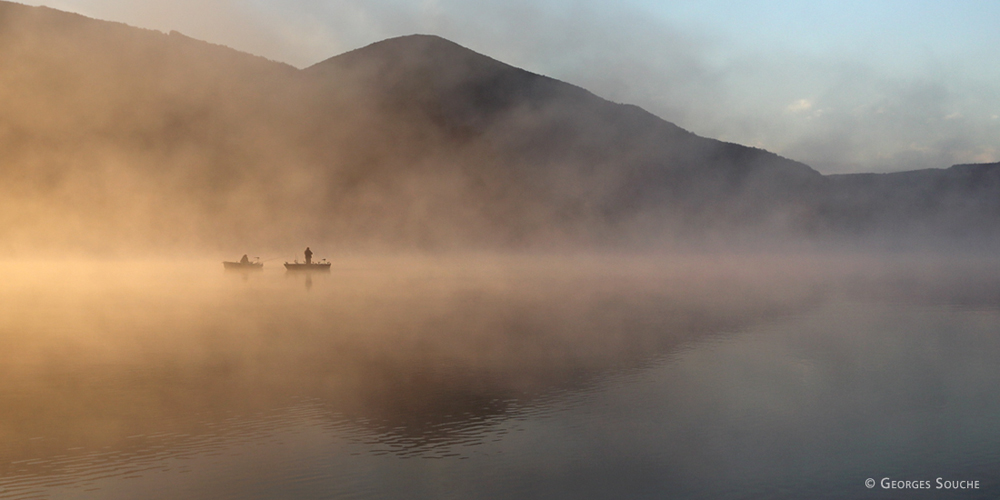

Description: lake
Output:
[1,254,998,499]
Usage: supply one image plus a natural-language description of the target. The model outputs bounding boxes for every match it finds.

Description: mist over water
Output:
[4,2,998,257]
[3,3,1000,498]
[1,255,998,499]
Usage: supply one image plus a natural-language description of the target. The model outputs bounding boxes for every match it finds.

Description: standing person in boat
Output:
[304,247,313,265]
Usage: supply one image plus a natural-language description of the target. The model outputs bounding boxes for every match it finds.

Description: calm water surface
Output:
[1,255,998,499]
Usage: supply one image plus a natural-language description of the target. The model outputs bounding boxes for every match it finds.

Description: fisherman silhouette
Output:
[304,247,313,265]
[240,254,249,264]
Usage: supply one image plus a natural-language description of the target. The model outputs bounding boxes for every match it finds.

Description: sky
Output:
[18,0,1000,174]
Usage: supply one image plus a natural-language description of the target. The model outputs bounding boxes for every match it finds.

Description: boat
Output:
[223,261,263,270]
[285,248,330,271]
[284,262,331,271]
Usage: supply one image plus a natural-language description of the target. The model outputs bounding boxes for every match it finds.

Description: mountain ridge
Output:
[1,1,997,254]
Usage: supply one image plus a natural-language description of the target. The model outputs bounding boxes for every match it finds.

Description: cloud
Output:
[787,99,813,113]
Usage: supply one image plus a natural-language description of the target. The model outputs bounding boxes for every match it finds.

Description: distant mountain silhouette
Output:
[0,1,997,253]
[818,162,1000,246]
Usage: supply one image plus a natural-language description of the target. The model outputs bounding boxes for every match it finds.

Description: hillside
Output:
[818,163,1000,245]
[1,1,997,254]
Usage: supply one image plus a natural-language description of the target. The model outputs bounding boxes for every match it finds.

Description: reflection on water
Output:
[0,255,998,499]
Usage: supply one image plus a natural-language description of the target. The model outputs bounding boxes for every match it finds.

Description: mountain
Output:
[818,162,1000,245]
[0,2,308,252]
[0,1,997,254]
[299,34,828,245]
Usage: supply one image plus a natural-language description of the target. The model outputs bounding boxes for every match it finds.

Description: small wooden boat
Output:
[284,262,331,271]
[223,261,263,270]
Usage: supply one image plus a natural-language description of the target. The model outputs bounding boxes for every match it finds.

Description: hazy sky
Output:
[20,0,1000,173]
